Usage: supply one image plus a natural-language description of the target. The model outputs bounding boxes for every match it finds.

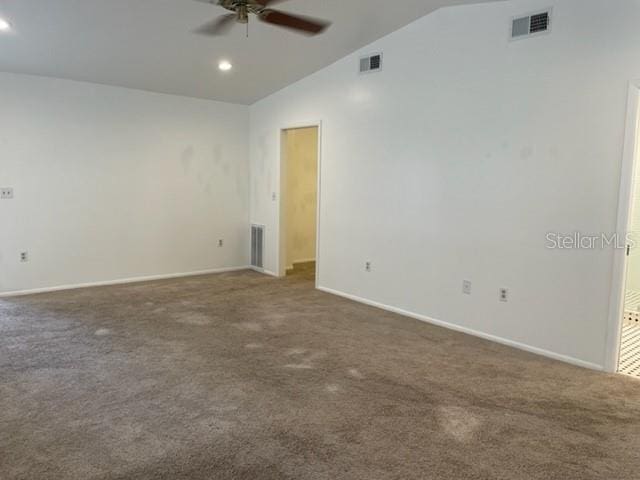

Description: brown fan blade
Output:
[192,0,228,5]
[254,0,290,6]
[194,13,236,36]
[259,9,330,35]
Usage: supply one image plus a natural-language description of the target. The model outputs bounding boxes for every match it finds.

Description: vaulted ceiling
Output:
[0,0,498,104]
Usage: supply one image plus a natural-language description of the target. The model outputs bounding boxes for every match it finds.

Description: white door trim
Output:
[605,80,640,373]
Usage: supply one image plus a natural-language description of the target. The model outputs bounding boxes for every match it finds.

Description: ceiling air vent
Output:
[359,53,383,74]
[511,10,551,39]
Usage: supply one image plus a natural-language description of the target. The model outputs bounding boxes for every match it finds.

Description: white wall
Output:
[284,127,318,268]
[249,0,640,369]
[0,72,249,294]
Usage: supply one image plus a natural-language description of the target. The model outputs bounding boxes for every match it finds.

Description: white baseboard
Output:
[0,266,249,298]
[249,266,279,277]
[317,285,604,372]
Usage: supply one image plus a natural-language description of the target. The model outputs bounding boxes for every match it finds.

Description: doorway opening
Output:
[279,125,320,284]
[618,109,640,377]
[610,81,640,378]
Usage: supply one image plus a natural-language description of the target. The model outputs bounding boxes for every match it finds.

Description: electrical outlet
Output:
[218,239,224,247]
[1,187,13,199]
[499,288,508,302]
[463,280,472,295]
[365,261,372,272]
[271,192,277,201]
[20,251,28,263]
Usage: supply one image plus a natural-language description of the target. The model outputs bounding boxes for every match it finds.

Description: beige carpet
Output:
[1,265,639,480]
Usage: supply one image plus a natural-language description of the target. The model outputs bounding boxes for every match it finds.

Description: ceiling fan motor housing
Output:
[237,5,249,23]
[220,0,264,23]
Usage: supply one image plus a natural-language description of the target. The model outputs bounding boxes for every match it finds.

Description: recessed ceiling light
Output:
[0,18,11,32]
[218,60,232,72]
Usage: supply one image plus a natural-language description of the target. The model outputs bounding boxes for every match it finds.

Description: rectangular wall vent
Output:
[251,224,264,269]
[511,10,551,39]
[359,53,383,74]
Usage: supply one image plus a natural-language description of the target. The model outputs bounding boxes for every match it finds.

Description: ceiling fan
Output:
[193,0,331,36]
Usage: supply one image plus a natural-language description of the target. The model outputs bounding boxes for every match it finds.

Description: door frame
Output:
[277,121,323,288]
[605,81,640,373]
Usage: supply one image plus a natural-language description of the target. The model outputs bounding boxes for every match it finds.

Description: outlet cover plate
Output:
[499,288,509,302]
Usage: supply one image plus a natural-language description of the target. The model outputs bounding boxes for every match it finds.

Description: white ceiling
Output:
[0,0,497,105]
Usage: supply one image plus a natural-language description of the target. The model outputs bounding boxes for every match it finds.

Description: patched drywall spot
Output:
[284,363,314,370]
[181,146,194,174]
[520,146,533,159]
[438,406,482,443]
[213,144,223,165]
[236,174,247,204]
[95,328,111,336]
[258,135,268,174]
[245,343,263,350]
[348,368,364,379]
[326,384,340,393]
